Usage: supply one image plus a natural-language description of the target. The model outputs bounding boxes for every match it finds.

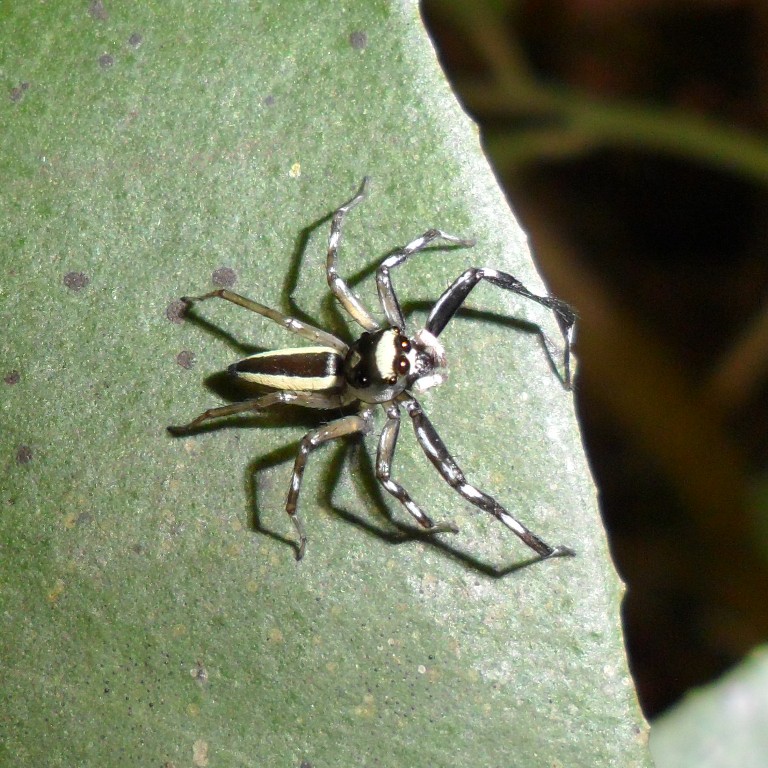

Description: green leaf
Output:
[1,2,650,766]
[651,646,768,768]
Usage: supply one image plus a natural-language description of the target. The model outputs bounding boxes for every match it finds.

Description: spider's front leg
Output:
[375,229,475,329]
[375,402,459,535]
[399,395,575,560]
[426,267,576,388]
[325,178,380,332]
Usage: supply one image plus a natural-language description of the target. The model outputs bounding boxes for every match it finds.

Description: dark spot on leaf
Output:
[166,299,188,324]
[176,350,196,369]
[263,94,275,106]
[99,53,114,69]
[349,31,368,50]
[212,267,237,287]
[10,82,29,102]
[63,271,90,291]
[128,32,143,47]
[4,370,20,385]
[299,761,314,768]
[16,445,33,464]
[88,0,108,21]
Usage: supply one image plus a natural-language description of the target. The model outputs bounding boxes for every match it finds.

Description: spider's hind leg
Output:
[167,391,342,435]
[180,288,347,352]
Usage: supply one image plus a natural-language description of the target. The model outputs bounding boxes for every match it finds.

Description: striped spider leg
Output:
[169,178,575,561]
[167,291,370,560]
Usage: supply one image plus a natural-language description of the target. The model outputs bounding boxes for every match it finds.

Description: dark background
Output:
[423,0,768,718]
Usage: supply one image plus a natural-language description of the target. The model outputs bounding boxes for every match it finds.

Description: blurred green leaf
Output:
[0,2,650,766]
[651,646,768,768]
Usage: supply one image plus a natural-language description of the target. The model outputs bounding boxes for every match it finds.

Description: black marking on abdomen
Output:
[230,347,344,392]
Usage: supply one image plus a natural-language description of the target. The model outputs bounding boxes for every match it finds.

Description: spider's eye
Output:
[344,328,412,394]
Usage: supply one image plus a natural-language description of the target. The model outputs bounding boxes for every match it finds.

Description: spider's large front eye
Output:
[393,334,411,381]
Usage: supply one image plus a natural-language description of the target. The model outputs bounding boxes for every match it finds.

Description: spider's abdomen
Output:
[230,346,345,392]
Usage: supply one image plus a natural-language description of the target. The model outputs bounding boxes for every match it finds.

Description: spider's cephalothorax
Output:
[169,178,576,562]
[343,326,447,402]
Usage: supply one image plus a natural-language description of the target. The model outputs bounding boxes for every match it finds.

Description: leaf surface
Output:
[0,3,650,766]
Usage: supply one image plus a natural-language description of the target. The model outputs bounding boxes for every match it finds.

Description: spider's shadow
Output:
[179,206,569,575]
[330,439,556,577]
[246,433,553,578]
